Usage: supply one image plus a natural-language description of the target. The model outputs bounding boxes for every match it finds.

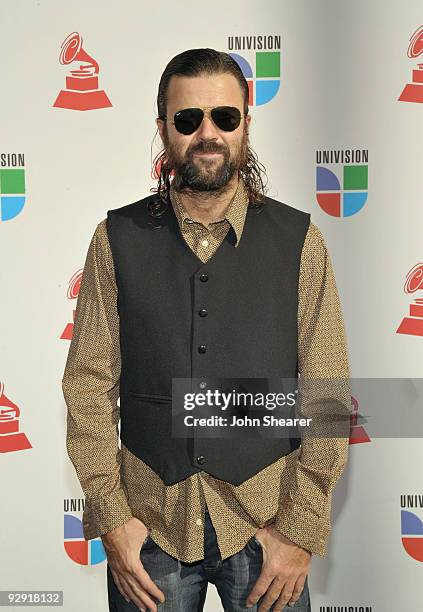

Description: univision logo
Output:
[227,35,280,106]
[316,149,368,217]
[0,153,26,222]
[401,495,423,562]
[64,499,106,565]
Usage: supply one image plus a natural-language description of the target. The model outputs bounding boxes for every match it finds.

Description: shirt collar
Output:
[169,176,249,247]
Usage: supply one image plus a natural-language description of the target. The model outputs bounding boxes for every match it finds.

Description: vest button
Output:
[199,273,209,282]
[196,455,206,465]
[198,309,208,317]
[198,344,207,354]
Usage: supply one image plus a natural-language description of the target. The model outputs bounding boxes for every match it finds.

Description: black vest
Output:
[106,193,311,486]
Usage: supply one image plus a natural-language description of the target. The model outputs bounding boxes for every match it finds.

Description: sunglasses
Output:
[164,106,245,135]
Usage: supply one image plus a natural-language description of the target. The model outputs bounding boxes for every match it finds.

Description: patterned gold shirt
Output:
[62,177,351,562]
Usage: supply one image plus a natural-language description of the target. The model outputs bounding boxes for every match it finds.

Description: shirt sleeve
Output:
[273,221,351,557]
[62,219,133,540]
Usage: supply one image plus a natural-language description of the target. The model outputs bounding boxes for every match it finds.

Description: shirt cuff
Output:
[272,503,331,557]
[82,488,134,540]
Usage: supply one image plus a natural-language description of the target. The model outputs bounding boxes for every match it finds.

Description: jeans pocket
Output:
[140,534,156,552]
[253,535,262,548]
[246,534,262,552]
[288,576,310,609]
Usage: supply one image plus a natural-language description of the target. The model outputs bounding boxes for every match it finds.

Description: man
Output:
[62,48,351,612]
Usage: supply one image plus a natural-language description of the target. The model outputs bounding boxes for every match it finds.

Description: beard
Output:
[163,127,248,193]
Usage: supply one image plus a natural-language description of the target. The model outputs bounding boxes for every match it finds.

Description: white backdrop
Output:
[1,1,422,610]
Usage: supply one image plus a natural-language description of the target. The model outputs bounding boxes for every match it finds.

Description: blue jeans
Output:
[107,510,311,611]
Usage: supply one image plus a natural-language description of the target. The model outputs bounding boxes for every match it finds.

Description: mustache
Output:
[188,143,227,155]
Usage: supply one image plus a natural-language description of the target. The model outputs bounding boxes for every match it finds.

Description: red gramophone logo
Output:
[349,395,370,445]
[398,25,423,103]
[53,32,112,111]
[0,382,32,453]
[60,269,83,340]
[396,263,423,337]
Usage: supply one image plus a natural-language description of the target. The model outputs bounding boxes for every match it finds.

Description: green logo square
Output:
[343,165,368,190]
[256,52,280,78]
[0,168,25,194]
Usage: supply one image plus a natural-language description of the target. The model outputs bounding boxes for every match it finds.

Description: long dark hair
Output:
[149,48,268,222]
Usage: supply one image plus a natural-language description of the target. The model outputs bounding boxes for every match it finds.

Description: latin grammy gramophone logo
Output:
[60,269,83,340]
[0,382,31,453]
[398,25,423,103]
[349,395,370,445]
[53,32,112,111]
[396,263,423,337]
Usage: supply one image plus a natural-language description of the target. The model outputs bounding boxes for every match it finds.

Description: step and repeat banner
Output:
[1,1,422,610]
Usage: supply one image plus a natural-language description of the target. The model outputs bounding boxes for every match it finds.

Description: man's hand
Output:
[101,517,166,612]
[245,525,312,611]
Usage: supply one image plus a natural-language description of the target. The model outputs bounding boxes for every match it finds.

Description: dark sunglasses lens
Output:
[211,107,241,131]
[174,108,203,135]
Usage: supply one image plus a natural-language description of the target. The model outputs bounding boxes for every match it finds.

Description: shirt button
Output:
[201,239,209,247]
[198,345,207,354]
[199,273,209,282]
[196,518,202,526]
[199,381,207,389]
[196,455,206,465]
[198,309,208,317]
